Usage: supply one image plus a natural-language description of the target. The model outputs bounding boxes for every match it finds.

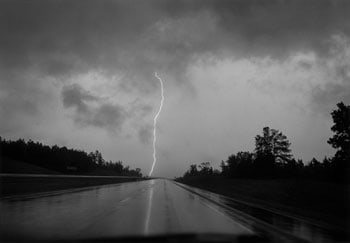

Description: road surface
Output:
[0,179,345,242]
[0,179,255,240]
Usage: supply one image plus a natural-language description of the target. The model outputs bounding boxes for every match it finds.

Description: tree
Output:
[94,150,104,166]
[189,164,198,175]
[254,127,292,178]
[0,137,140,176]
[198,162,213,175]
[135,168,141,175]
[328,102,350,163]
[328,102,350,182]
[255,127,292,164]
[220,160,229,176]
[226,152,254,178]
[183,164,198,178]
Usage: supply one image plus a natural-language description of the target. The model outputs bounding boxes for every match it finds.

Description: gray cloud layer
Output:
[2,0,349,79]
[62,84,126,132]
[62,84,97,113]
[1,1,349,171]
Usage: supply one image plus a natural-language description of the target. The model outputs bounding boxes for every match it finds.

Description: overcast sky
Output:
[1,0,350,177]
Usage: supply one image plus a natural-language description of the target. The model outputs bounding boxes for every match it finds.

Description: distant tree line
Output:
[181,102,350,183]
[0,138,142,177]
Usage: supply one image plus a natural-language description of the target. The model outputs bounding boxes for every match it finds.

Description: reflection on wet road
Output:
[0,179,347,242]
[0,179,253,240]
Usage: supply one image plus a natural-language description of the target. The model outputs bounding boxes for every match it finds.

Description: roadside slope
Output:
[177,176,350,230]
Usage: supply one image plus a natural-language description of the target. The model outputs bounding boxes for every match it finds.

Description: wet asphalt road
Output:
[0,179,254,240]
[1,179,347,242]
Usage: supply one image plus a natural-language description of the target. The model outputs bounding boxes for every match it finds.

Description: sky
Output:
[1,0,350,178]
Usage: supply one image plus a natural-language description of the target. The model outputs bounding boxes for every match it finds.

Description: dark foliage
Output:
[255,127,292,164]
[328,102,350,182]
[182,162,219,178]
[0,137,142,177]
[179,102,349,184]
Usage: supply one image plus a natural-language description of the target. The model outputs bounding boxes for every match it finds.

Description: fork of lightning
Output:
[148,72,164,177]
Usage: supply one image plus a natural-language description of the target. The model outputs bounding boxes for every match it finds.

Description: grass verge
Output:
[178,176,350,230]
[0,176,142,197]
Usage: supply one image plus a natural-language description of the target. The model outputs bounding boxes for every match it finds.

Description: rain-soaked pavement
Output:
[0,179,347,242]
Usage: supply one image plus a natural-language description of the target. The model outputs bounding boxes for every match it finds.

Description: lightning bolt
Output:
[149,72,164,177]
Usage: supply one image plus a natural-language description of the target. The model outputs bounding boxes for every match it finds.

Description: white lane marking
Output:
[144,180,155,234]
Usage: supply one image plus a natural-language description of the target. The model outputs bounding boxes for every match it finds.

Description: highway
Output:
[0,179,345,242]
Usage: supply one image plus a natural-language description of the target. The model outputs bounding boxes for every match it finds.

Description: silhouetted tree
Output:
[254,127,292,177]
[220,160,229,176]
[94,150,104,166]
[178,103,348,182]
[198,162,213,175]
[255,127,292,164]
[183,164,198,178]
[225,152,254,178]
[0,137,142,177]
[328,102,350,182]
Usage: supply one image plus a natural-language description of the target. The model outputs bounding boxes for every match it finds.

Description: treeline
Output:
[181,102,350,183]
[0,138,142,177]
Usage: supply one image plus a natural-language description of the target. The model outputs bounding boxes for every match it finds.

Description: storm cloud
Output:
[1,0,349,80]
[1,0,350,176]
[61,84,126,132]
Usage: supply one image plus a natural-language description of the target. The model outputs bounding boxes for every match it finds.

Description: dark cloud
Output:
[155,0,350,60]
[1,0,349,89]
[297,60,313,70]
[1,0,350,176]
[61,84,126,132]
[210,0,350,58]
[91,104,126,130]
[62,84,97,113]
[1,0,350,139]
